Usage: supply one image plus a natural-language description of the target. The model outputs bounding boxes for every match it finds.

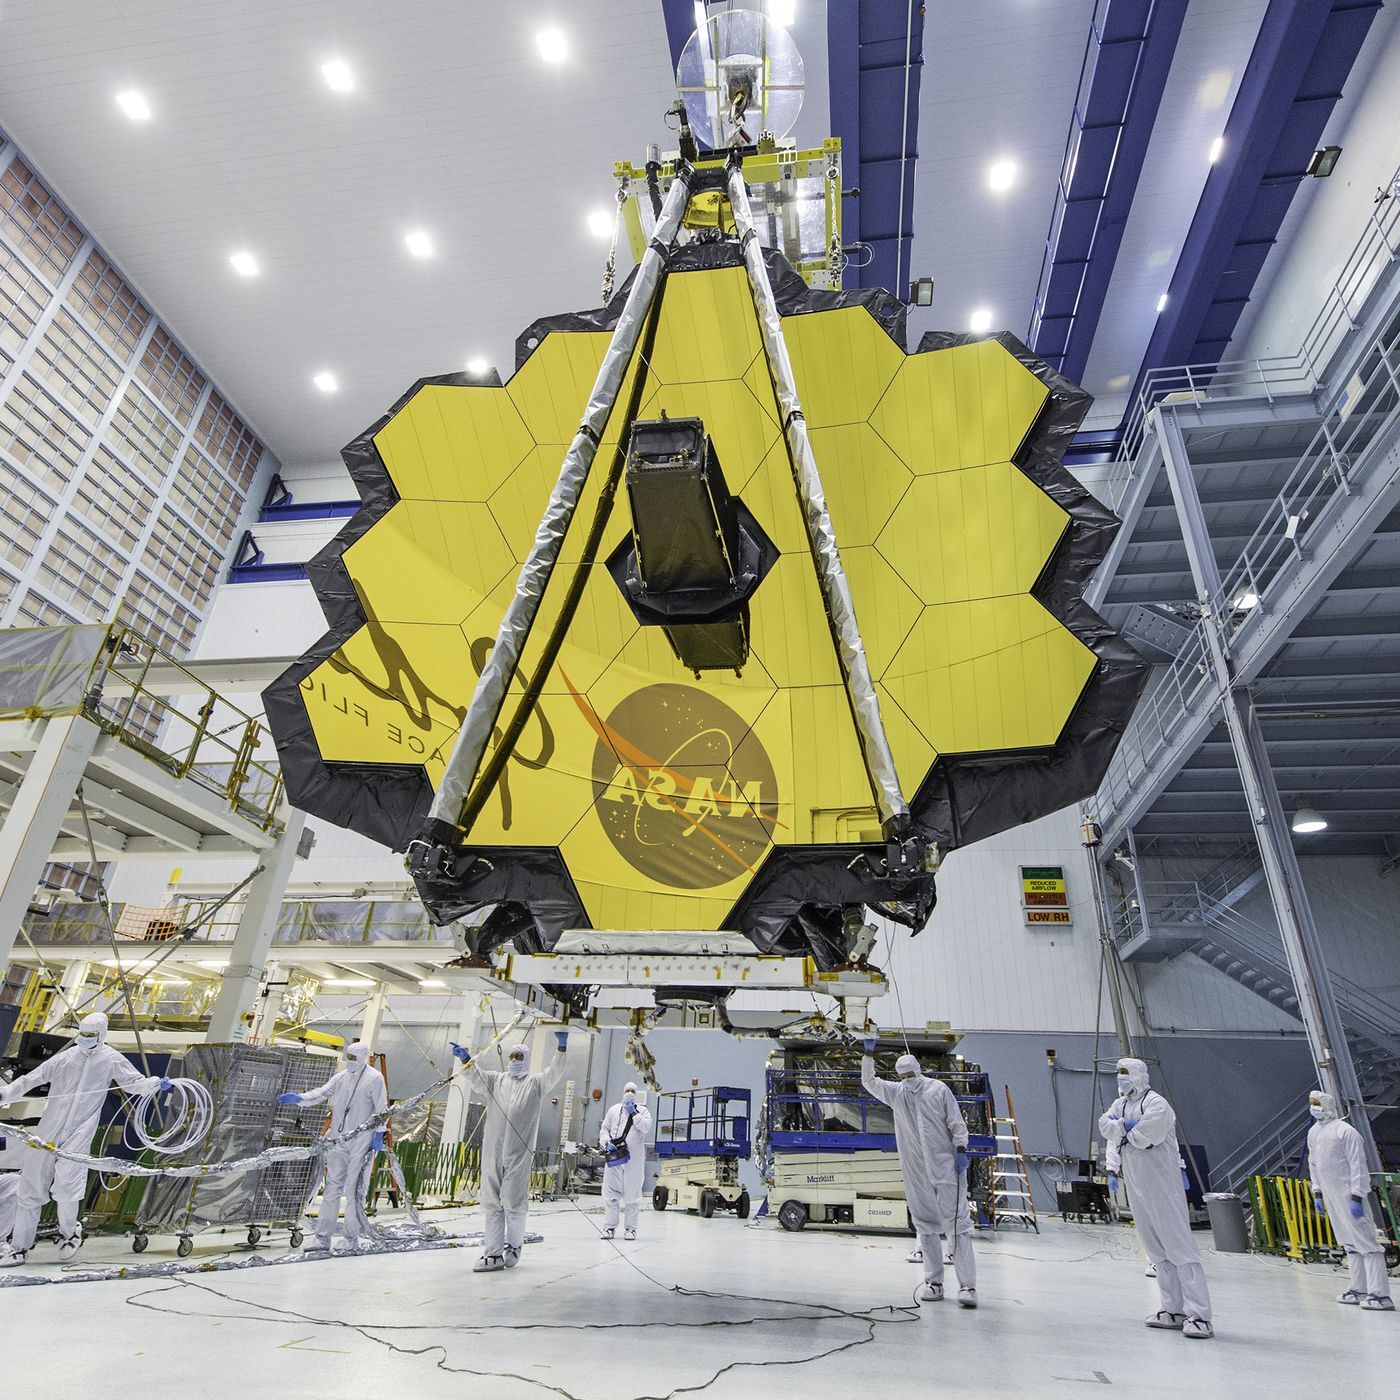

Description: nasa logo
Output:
[587,683,779,890]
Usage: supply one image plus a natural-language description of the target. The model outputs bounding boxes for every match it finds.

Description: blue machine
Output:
[651,1086,752,1218]
[653,1086,751,1160]
[765,1065,996,1159]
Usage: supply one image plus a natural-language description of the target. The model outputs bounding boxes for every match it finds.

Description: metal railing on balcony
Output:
[1103,157,1400,514]
[1095,310,1400,834]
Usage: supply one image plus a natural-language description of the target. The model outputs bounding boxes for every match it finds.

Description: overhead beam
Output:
[1029,0,1188,380]
[1129,0,1381,388]
[828,0,925,294]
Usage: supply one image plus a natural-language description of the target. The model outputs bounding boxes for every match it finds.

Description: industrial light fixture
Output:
[1156,292,1169,313]
[312,371,339,393]
[325,976,374,986]
[909,276,935,308]
[1208,136,1224,164]
[536,27,567,62]
[987,158,1017,193]
[404,229,433,258]
[419,978,448,989]
[321,59,354,92]
[586,208,613,238]
[768,0,797,24]
[115,90,152,121]
[1233,589,1259,610]
[229,250,259,277]
[1291,799,1328,833]
[968,307,993,335]
[1306,146,1342,179]
[465,357,489,375]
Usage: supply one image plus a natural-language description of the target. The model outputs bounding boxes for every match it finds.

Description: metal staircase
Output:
[1115,876,1400,1188]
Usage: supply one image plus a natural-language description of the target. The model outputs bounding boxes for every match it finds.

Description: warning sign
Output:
[1022,866,1070,926]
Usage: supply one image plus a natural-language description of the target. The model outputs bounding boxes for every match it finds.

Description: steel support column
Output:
[442,994,482,1144]
[205,808,307,1043]
[1154,406,1378,1166]
[359,982,389,1051]
[0,715,100,974]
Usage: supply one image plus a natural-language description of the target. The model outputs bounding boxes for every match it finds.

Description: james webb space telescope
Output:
[264,10,1147,1025]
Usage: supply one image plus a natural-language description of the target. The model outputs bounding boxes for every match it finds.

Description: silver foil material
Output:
[725,164,910,826]
[427,171,695,828]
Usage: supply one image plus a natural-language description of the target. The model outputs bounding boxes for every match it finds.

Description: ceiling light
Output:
[197,960,227,969]
[586,208,613,238]
[419,978,448,989]
[536,28,567,63]
[465,357,489,375]
[325,976,373,987]
[1291,800,1327,834]
[148,976,190,986]
[1233,589,1259,610]
[968,307,993,335]
[987,158,1017,193]
[321,59,354,93]
[115,90,152,121]
[404,229,433,258]
[1156,293,1169,313]
[769,0,797,24]
[1208,136,1224,164]
[312,371,338,393]
[229,250,259,278]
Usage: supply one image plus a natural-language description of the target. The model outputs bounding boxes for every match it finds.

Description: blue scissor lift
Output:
[651,1086,752,1219]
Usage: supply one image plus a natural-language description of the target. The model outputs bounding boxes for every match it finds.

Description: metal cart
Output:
[652,1086,752,1219]
[133,1043,336,1256]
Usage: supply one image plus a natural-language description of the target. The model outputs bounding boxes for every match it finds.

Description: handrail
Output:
[1104,155,1400,514]
[1097,311,1400,832]
[1132,879,1400,1050]
[1213,1094,1310,1192]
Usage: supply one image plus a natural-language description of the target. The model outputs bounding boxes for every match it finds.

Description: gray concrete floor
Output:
[1,1204,1395,1397]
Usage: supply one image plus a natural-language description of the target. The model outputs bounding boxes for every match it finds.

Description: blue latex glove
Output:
[276,1092,302,1106]
[554,1031,568,1052]
[158,1076,174,1092]
[862,1036,878,1054]
[1350,1196,1365,1220]
[449,1042,470,1063]
[1313,1193,1326,1217]
[371,1131,385,1152]
[955,1147,969,1175]
[1108,1173,1118,1193]
[1181,1169,1191,1190]
[625,1101,638,1116]
[1124,1118,1140,1134]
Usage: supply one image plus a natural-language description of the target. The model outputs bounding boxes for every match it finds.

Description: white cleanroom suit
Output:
[1306,1091,1392,1308]
[288,1041,387,1249]
[600,1083,654,1237]
[0,1011,162,1263]
[455,1037,567,1268]
[862,1052,976,1300]
[1100,1057,1213,1335]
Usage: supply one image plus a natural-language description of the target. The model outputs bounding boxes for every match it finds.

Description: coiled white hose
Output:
[124,1077,215,1156]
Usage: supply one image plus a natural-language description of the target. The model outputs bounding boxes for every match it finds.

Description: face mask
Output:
[1309,1104,1325,1120]
[508,1058,528,1079]
[1117,1075,1133,1093]
[75,1034,98,1051]
[624,1092,636,1104]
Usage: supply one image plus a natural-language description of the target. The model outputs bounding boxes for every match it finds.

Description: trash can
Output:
[1204,1192,1249,1252]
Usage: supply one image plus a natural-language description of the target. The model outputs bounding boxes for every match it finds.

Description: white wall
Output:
[1229,7,1400,366]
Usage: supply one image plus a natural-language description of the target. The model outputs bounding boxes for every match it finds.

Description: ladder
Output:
[989,1084,1038,1232]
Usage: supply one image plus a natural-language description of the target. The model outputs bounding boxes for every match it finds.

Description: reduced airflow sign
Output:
[1022,865,1071,926]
